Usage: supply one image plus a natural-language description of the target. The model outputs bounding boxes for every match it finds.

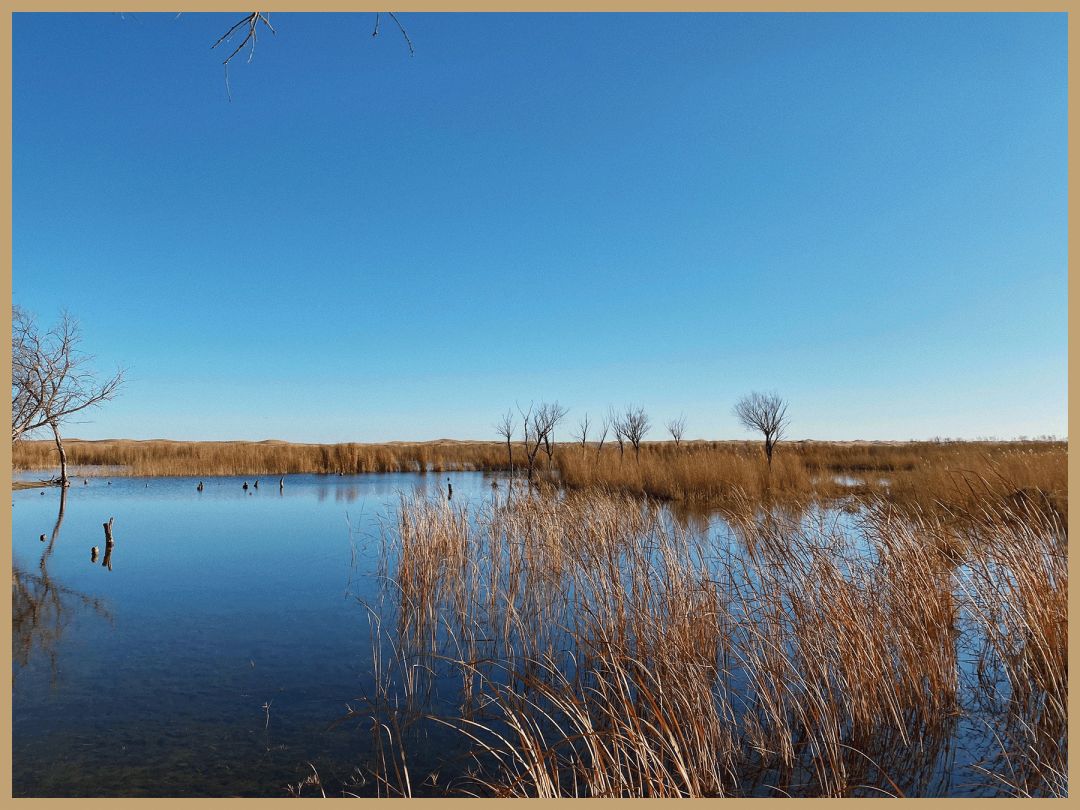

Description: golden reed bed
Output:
[342,488,1066,797]
[13,437,1066,518]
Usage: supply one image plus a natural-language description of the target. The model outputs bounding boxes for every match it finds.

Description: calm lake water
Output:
[11,472,1056,797]
[13,472,500,797]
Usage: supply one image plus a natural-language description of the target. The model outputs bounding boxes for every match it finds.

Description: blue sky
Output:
[14,12,1067,442]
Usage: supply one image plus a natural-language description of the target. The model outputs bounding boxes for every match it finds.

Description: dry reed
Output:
[14,437,1065,521]
[344,481,1065,798]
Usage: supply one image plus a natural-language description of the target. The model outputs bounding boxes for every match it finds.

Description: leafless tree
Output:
[666,414,686,448]
[734,391,789,466]
[622,405,651,460]
[12,308,124,487]
[573,413,591,455]
[538,401,569,465]
[595,414,610,461]
[495,409,515,475]
[519,401,567,480]
[609,406,627,458]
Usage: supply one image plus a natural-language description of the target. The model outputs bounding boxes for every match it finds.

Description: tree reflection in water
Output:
[12,487,112,683]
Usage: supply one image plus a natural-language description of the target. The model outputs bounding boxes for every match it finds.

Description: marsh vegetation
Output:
[13,435,1065,516]
[335,484,1066,797]
[11,438,1067,797]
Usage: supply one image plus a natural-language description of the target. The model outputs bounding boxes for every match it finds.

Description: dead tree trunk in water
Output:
[101,517,115,570]
[50,421,69,488]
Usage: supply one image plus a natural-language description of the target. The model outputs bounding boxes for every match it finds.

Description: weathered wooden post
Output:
[91,546,99,563]
[103,517,114,547]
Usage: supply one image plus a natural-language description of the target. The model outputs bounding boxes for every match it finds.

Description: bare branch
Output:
[211,12,277,100]
[386,12,415,56]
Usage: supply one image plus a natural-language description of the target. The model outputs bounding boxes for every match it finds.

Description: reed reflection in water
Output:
[344,488,1066,798]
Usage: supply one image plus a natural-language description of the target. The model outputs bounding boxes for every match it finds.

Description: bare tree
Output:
[666,414,686,448]
[609,406,627,458]
[538,401,569,466]
[519,403,543,482]
[495,409,515,475]
[734,391,789,466]
[573,413,591,455]
[12,308,124,487]
[622,405,651,460]
[595,414,610,461]
[518,401,568,480]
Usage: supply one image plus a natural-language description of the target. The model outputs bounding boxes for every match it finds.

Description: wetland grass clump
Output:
[346,483,1066,798]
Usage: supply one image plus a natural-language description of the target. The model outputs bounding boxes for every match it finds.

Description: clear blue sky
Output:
[14,12,1067,443]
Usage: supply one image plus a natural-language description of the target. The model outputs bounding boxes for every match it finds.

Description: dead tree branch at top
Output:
[372,12,415,56]
[212,11,276,100]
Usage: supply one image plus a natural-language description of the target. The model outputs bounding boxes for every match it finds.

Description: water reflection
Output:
[349,488,1065,798]
[10,474,1066,798]
[12,487,112,683]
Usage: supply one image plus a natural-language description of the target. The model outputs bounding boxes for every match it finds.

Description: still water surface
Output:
[13,472,496,797]
[11,472,1049,797]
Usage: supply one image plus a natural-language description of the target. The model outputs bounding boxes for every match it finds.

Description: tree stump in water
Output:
[103,517,114,547]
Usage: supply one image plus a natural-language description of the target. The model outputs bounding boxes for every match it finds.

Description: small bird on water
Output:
[254,480,259,489]
[197,481,204,492]
[447,477,453,499]
[243,482,249,491]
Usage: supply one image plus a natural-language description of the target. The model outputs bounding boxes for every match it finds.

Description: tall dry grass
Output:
[12,438,513,476]
[14,437,1066,520]
[14,440,1062,516]
[554,439,1066,519]
[333,483,1066,798]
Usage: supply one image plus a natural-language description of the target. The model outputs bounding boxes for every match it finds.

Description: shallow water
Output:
[11,473,1061,797]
